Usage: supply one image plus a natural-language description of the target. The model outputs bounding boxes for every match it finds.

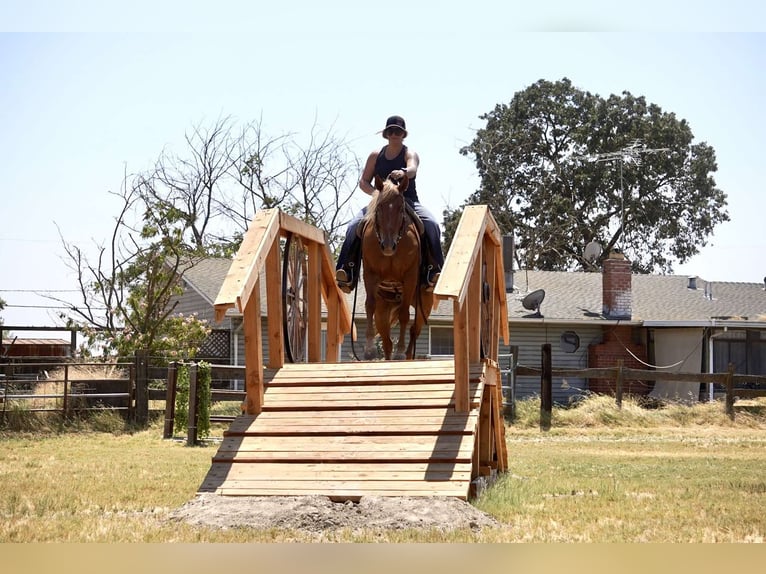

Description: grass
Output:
[1,396,765,542]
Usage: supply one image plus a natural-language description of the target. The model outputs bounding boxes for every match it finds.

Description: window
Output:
[713,330,766,375]
[430,326,454,357]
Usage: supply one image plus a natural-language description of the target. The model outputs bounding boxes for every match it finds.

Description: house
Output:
[172,254,766,403]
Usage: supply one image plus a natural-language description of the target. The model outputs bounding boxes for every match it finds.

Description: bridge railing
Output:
[213,209,352,414]
[432,205,510,412]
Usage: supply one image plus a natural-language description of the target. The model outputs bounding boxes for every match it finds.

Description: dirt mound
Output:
[169,493,499,533]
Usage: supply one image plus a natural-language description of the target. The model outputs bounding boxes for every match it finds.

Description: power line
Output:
[0,289,81,293]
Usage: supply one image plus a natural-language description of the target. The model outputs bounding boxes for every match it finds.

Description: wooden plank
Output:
[468,248,482,362]
[279,211,327,244]
[216,434,474,452]
[214,209,280,322]
[434,205,488,304]
[213,447,473,464]
[202,462,472,481]
[216,486,469,499]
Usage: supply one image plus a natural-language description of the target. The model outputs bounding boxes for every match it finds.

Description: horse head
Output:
[367,174,409,256]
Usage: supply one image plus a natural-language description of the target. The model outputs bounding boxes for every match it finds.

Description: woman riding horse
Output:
[335,115,444,294]
[360,174,434,360]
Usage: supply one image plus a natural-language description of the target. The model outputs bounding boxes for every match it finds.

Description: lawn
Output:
[1,396,765,542]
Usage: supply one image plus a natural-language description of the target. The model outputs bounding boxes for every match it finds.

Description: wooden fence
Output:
[516,343,766,428]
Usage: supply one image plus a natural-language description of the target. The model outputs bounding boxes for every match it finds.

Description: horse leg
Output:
[393,302,409,360]
[364,293,378,360]
[406,289,434,359]
[376,303,394,360]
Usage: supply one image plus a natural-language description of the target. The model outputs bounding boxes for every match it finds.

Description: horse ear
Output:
[398,175,409,192]
[374,175,384,191]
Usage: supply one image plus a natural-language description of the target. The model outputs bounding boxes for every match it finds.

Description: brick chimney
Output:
[602,251,632,319]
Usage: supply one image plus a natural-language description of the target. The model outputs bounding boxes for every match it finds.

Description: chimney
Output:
[602,251,632,319]
[503,234,514,292]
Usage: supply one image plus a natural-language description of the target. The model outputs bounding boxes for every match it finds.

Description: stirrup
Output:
[424,267,440,293]
[336,268,353,293]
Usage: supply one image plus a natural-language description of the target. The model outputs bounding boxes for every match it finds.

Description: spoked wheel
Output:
[282,232,308,363]
[480,260,493,359]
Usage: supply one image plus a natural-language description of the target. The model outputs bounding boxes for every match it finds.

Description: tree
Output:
[53,116,360,357]
[449,78,729,274]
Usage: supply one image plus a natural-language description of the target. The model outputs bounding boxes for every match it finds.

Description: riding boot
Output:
[420,236,441,293]
[336,236,362,293]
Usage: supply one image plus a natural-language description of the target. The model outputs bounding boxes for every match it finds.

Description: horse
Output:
[361,174,434,360]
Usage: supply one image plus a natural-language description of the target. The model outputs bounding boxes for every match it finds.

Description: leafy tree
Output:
[449,78,729,273]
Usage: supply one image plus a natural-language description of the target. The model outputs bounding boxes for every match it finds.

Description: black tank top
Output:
[374,145,418,202]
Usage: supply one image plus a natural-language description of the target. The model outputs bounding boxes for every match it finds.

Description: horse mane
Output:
[364,178,401,227]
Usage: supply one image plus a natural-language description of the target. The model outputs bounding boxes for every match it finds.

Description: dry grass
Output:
[1,395,765,542]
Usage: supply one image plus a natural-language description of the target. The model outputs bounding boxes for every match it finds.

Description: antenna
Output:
[521,289,545,317]
[584,241,602,264]
[575,140,670,247]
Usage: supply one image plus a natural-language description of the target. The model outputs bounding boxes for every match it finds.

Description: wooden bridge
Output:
[201,206,509,500]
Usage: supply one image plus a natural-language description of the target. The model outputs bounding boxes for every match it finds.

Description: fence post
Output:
[187,363,199,446]
[541,343,552,431]
[62,363,69,420]
[615,359,624,409]
[504,345,519,420]
[163,362,178,439]
[725,363,735,420]
[134,350,149,425]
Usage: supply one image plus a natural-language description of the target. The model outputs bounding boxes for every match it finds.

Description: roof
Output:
[509,270,766,327]
[181,258,235,304]
[181,259,766,328]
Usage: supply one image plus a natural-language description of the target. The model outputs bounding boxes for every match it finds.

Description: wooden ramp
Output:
[199,359,506,500]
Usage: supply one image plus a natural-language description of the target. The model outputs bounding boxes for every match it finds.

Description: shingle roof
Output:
[508,270,766,326]
[183,259,766,327]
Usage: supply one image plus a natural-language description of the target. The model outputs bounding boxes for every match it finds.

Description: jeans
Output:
[335,200,444,272]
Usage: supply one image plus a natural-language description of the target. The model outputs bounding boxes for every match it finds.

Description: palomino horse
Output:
[361,174,434,360]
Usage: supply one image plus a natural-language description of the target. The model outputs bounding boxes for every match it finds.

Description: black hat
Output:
[382,115,407,138]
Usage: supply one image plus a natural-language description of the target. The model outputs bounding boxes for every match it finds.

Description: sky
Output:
[1,1,765,337]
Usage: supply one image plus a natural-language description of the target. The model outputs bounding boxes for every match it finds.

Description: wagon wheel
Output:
[480,260,492,359]
[282,232,308,363]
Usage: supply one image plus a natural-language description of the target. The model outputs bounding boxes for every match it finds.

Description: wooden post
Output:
[504,345,519,420]
[134,350,149,425]
[62,363,69,420]
[615,359,624,409]
[453,300,470,412]
[540,343,552,431]
[243,280,264,415]
[163,362,178,439]
[187,363,199,446]
[725,363,735,420]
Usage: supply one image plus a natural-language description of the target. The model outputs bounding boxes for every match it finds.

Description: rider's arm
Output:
[389,150,420,181]
[358,151,379,195]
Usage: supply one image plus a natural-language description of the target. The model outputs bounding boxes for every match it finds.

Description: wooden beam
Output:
[307,242,322,362]
[434,206,488,305]
[453,300,470,413]
[279,211,327,244]
[467,245,482,363]
[214,209,280,322]
[265,238,284,369]
[243,280,264,415]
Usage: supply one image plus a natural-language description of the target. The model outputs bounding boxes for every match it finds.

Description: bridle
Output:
[374,182,408,253]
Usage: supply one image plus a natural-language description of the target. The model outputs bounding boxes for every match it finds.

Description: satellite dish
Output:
[560,331,580,353]
[521,289,545,316]
[584,241,602,263]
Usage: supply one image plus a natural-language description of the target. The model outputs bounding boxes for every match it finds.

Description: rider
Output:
[335,115,444,294]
